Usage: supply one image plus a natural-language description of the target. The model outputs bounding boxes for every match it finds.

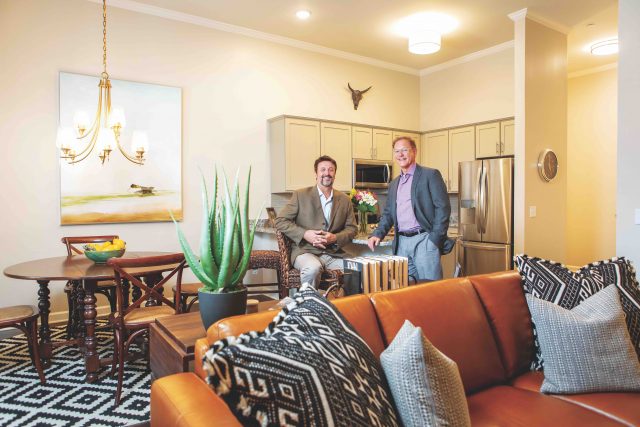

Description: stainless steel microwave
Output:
[353,159,393,189]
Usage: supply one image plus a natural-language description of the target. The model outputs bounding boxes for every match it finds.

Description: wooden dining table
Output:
[3,251,173,383]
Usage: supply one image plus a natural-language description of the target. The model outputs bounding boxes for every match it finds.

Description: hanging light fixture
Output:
[56,0,148,165]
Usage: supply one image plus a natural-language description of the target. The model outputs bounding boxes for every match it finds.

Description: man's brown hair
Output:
[392,136,417,151]
[314,155,337,172]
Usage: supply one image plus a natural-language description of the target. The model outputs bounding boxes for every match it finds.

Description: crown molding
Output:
[87,0,420,76]
[568,62,617,79]
[419,40,514,76]
[508,8,570,34]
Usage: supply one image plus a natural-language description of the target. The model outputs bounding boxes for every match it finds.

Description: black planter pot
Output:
[198,287,248,331]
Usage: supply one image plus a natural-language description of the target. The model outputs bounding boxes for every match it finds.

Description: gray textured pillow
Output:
[526,285,640,394]
[380,320,471,427]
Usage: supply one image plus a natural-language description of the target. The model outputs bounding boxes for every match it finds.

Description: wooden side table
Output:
[150,298,279,380]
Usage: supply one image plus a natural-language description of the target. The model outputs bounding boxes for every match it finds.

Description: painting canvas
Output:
[59,72,182,224]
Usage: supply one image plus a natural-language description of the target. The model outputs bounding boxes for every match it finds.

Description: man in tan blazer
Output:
[275,155,357,288]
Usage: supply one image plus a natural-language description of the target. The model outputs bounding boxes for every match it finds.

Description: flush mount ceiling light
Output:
[590,38,618,56]
[296,10,311,20]
[393,12,458,55]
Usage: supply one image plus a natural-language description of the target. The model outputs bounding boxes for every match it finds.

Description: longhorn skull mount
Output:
[348,83,372,110]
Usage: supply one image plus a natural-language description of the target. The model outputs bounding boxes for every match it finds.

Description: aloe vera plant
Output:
[173,167,258,293]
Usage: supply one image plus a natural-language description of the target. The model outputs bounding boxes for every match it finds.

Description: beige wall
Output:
[0,0,419,320]
[567,68,617,265]
[617,0,640,266]
[420,47,514,131]
[515,18,568,262]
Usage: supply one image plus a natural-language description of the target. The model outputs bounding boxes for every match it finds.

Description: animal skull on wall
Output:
[348,83,372,110]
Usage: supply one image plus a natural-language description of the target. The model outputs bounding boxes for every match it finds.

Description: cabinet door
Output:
[501,119,515,156]
[448,126,475,193]
[373,128,393,161]
[475,122,501,159]
[422,130,449,190]
[352,126,373,159]
[285,118,320,191]
[392,131,422,178]
[321,122,352,191]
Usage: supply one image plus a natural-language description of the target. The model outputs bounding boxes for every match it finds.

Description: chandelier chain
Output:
[102,0,108,78]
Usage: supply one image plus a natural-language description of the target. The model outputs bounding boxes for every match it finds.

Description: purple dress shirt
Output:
[396,163,422,232]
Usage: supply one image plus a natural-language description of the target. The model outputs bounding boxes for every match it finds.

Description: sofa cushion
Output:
[202,285,400,427]
[380,320,471,427]
[467,386,624,427]
[470,271,535,379]
[512,371,640,426]
[579,258,640,359]
[371,278,507,393]
[205,294,387,358]
[526,286,640,394]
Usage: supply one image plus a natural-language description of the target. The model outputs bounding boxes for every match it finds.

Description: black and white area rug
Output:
[0,324,150,426]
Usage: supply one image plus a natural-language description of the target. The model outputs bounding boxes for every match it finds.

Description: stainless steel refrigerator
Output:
[458,158,513,276]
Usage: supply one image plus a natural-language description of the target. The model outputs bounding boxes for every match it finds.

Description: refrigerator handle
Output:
[482,165,489,233]
[475,166,483,234]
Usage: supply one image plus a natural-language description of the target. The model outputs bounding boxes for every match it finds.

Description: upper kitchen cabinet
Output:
[476,119,514,158]
[392,131,421,178]
[270,117,320,192]
[421,130,449,190]
[448,126,475,192]
[373,128,393,161]
[352,126,373,159]
[500,119,514,156]
[320,122,352,191]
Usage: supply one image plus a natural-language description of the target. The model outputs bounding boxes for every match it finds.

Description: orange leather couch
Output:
[150,272,640,426]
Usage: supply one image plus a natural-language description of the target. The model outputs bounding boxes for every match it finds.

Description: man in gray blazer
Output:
[368,136,450,281]
[275,155,357,288]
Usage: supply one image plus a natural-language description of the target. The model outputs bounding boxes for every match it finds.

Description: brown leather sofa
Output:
[150,271,640,426]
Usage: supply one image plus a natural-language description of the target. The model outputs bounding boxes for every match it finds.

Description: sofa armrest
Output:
[194,338,209,380]
[151,373,241,427]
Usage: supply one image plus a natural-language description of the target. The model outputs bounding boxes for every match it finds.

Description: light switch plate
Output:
[529,206,537,218]
[635,209,640,225]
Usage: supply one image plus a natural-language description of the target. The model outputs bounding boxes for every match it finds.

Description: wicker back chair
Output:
[274,229,343,298]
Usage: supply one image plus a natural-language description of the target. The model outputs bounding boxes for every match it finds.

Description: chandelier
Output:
[56,0,148,165]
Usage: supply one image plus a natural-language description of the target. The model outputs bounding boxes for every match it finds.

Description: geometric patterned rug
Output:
[0,324,149,427]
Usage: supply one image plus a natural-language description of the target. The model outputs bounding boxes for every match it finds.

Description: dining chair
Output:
[61,235,119,338]
[0,305,46,384]
[108,253,186,406]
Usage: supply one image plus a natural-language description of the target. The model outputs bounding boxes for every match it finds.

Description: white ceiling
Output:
[122,0,618,73]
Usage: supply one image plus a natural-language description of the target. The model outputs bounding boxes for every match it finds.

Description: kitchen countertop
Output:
[251,219,456,246]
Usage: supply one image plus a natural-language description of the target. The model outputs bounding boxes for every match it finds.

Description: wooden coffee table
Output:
[150,296,278,380]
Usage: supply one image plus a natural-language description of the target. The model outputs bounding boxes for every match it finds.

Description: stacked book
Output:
[342,255,409,295]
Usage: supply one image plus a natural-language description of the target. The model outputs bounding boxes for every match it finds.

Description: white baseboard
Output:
[47,305,112,326]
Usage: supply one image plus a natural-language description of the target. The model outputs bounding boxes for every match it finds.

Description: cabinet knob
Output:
[496,142,499,154]
[500,141,504,154]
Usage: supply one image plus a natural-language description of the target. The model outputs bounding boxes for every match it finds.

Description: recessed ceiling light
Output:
[296,10,311,20]
[392,12,458,55]
[590,38,618,56]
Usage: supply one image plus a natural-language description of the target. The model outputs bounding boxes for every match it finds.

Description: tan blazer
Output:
[275,186,357,265]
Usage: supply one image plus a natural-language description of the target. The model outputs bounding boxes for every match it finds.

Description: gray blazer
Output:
[275,186,357,265]
[372,164,450,254]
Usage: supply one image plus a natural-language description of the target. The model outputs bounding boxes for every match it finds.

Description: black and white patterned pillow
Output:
[202,284,400,427]
[515,255,640,369]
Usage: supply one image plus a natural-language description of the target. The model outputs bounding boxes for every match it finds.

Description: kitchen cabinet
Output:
[373,128,393,161]
[448,126,475,192]
[352,126,373,159]
[392,131,421,178]
[421,130,449,189]
[476,119,514,158]
[269,117,320,192]
[501,119,515,156]
[320,122,352,191]
[442,243,457,279]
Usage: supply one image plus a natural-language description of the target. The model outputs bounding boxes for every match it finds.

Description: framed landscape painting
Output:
[59,72,182,225]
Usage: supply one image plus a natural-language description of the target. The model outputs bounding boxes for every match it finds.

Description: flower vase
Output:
[358,210,368,235]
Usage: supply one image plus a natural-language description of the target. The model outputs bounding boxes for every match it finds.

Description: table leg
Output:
[83,279,99,383]
[76,283,86,350]
[36,280,52,364]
